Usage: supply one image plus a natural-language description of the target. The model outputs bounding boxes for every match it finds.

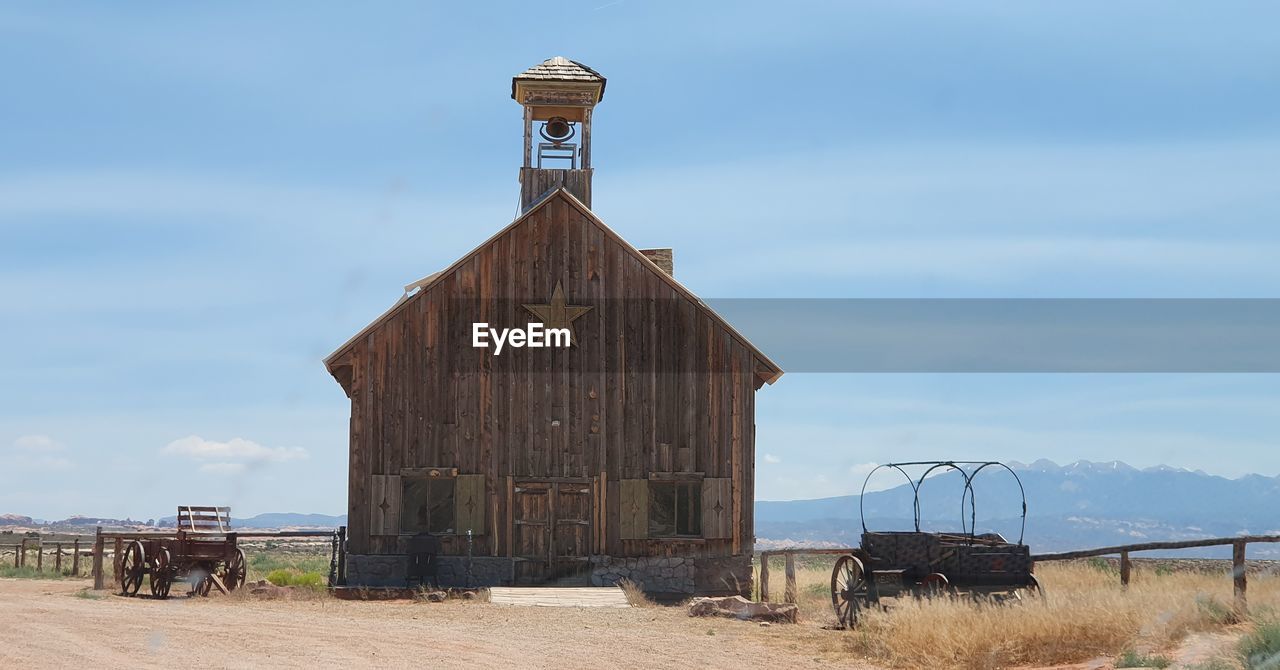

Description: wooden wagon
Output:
[118,506,247,598]
[831,462,1041,628]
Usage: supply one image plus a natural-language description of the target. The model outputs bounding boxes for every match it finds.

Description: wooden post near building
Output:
[72,538,80,576]
[36,538,43,572]
[1120,550,1131,587]
[1233,540,1247,617]
[784,552,797,604]
[112,537,123,584]
[92,526,105,590]
[759,555,770,602]
[55,543,62,574]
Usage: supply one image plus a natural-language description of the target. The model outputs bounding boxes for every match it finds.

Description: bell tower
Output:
[512,57,606,212]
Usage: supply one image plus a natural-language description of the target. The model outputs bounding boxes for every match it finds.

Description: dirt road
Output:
[0,579,854,669]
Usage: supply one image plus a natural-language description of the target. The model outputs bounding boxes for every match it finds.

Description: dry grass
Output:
[619,578,657,607]
[759,559,1280,669]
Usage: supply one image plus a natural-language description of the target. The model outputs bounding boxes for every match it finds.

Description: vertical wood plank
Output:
[112,537,122,584]
[507,476,515,559]
[1120,550,1131,587]
[760,554,770,602]
[370,473,386,535]
[72,538,80,576]
[1234,541,1247,617]
[702,478,733,539]
[784,552,797,604]
[618,479,648,539]
[92,527,104,590]
[455,474,487,535]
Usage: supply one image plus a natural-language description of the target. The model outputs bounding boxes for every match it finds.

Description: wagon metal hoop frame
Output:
[858,461,1028,545]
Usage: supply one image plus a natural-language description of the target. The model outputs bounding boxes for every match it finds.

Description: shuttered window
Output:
[649,481,701,538]
[370,474,402,536]
[619,479,648,539]
[401,476,455,534]
[454,474,486,535]
[701,478,733,539]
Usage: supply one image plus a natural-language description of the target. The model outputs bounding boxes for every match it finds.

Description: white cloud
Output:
[161,436,307,466]
[9,434,73,469]
[763,453,781,464]
[14,434,63,452]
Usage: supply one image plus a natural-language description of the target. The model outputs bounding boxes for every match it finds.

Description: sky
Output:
[2,2,1279,519]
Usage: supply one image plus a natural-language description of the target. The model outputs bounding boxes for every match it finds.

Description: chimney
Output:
[639,248,674,276]
[511,57,607,212]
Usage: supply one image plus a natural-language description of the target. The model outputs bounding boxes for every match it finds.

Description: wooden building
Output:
[325,57,782,595]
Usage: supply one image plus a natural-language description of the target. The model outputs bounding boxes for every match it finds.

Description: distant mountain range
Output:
[0,512,347,531]
[755,459,1280,557]
[157,512,349,529]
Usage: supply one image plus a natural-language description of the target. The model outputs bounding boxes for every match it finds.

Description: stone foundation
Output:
[590,554,752,597]
[347,553,751,595]
[346,554,513,588]
[434,556,513,587]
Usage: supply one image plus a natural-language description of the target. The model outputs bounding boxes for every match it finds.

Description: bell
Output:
[541,116,575,142]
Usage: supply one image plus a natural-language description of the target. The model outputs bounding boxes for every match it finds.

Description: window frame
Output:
[399,472,457,535]
[647,478,703,539]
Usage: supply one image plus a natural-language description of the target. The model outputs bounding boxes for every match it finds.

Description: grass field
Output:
[10,541,1280,668]
[759,555,1280,669]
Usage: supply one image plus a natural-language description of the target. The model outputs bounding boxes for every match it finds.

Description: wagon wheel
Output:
[149,548,172,599]
[119,540,146,597]
[920,572,954,599]
[192,571,213,597]
[1023,573,1044,599]
[221,548,247,592]
[188,562,214,597]
[831,554,870,629]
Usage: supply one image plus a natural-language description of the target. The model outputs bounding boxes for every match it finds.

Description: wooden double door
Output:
[512,479,593,584]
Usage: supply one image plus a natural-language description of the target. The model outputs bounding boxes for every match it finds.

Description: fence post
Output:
[337,525,347,586]
[36,537,43,572]
[784,552,797,604]
[92,527,104,590]
[760,553,771,602]
[72,538,80,576]
[55,542,62,574]
[1233,541,1247,617]
[112,537,123,583]
[1120,551,1131,587]
[15,538,23,568]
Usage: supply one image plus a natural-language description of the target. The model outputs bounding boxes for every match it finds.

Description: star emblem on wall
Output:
[523,280,593,345]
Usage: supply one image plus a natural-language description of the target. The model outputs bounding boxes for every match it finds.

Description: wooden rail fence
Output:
[1032,534,1280,616]
[1,536,87,576]
[88,527,339,590]
[758,534,1280,616]
[758,548,858,604]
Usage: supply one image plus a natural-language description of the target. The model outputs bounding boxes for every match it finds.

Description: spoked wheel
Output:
[831,554,871,629]
[920,572,954,599]
[149,548,172,599]
[188,562,214,597]
[1023,573,1044,599]
[221,548,247,592]
[119,540,146,597]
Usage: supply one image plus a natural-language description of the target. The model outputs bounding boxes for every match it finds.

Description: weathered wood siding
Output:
[334,191,763,559]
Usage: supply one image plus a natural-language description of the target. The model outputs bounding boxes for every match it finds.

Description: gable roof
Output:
[511,56,607,100]
[324,188,782,386]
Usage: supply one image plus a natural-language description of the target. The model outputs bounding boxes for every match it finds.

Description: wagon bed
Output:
[830,462,1041,628]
